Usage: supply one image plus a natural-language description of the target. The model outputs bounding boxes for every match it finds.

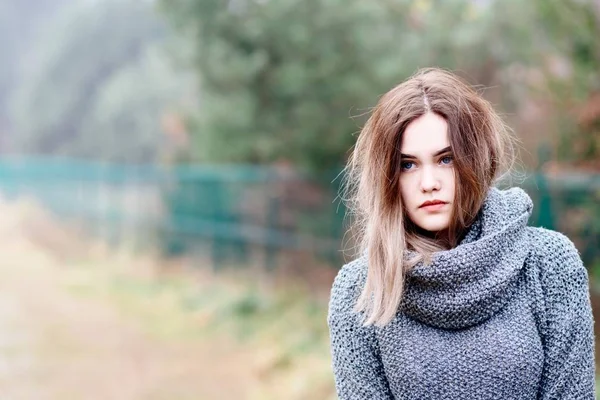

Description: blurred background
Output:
[0,0,598,398]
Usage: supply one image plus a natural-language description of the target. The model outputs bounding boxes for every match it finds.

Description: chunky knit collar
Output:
[401,187,533,330]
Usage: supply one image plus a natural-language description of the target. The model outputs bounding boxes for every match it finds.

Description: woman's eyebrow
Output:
[400,146,452,159]
[433,146,452,156]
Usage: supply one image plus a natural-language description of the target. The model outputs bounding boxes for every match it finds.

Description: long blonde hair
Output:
[341,68,517,327]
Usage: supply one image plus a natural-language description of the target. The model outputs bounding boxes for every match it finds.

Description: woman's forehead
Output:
[400,113,450,156]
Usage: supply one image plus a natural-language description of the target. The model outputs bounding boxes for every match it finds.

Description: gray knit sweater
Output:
[328,187,596,399]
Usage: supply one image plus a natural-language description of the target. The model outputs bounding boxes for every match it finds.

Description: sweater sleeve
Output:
[537,231,596,399]
[327,260,395,400]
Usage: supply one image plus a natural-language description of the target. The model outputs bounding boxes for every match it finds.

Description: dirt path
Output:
[0,201,258,400]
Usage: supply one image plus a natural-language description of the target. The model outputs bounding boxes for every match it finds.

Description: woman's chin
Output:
[414,217,450,234]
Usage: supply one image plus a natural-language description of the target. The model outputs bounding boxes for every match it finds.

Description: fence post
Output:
[265,196,280,272]
[534,172,555,230]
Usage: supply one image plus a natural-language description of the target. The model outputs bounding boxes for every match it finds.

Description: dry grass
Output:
[0,195,336,400]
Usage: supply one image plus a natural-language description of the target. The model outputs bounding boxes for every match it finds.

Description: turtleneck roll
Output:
[327,187,595,399]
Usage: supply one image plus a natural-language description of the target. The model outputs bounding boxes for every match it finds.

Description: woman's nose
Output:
[420,166,440,193]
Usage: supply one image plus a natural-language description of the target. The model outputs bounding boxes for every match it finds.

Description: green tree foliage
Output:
[161,0,392,171]
[535,0,600,164]
[159,0,548,171]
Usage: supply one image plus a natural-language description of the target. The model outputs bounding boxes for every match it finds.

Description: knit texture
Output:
[328,187,596,399]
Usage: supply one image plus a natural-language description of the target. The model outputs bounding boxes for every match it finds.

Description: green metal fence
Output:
[0,157,597,272]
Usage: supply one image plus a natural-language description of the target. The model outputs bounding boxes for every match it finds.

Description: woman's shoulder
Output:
[526,226,582,262]
[525,226,587,288]
[328,255,369,317]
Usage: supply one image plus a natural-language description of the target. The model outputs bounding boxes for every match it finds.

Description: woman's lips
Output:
[420,202,447,211]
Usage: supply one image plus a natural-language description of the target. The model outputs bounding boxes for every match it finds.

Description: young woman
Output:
[328,68,595,399]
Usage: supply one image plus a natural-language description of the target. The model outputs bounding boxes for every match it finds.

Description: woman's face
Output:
[399,112,455,235]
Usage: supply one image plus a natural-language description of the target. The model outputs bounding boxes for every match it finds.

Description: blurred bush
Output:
[2,0,197,163]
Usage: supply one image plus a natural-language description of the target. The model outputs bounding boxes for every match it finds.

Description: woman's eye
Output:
[440,156,453,165]
[401,161,414,171]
